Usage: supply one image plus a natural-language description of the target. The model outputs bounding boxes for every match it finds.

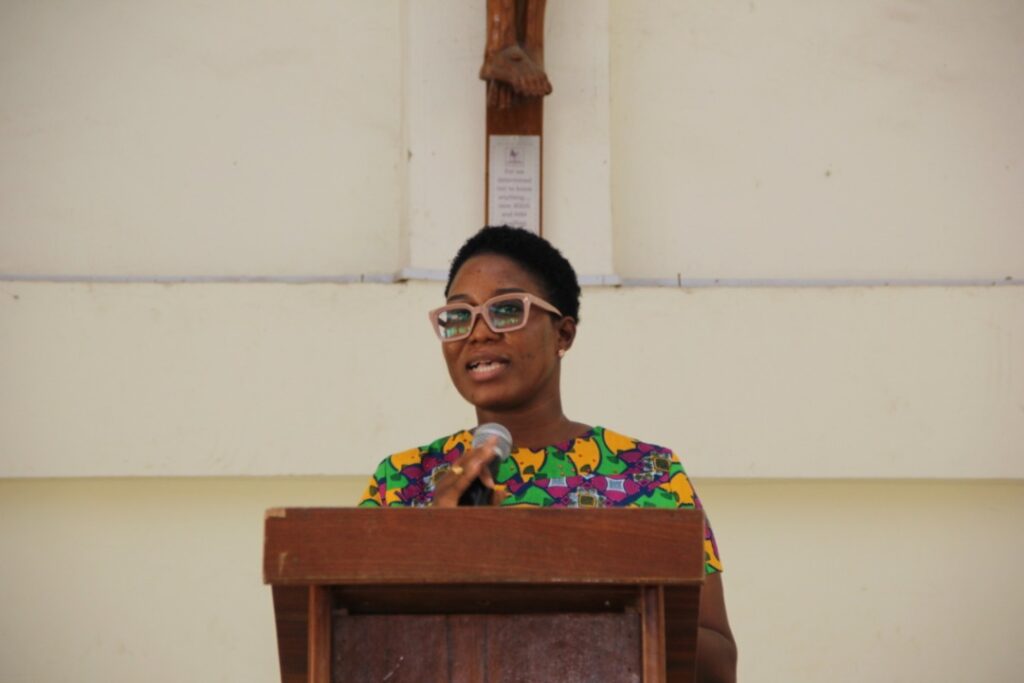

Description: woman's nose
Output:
[467,312,500,342]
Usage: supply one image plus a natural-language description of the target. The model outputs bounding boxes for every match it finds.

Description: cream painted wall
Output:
[0,0,403,277]
[1,477,1021,683]
[611,0,1024,281]
[4,1,1021,281]
[1,0,616,281]
[3,1,1022,681]
[3,281,1021,478]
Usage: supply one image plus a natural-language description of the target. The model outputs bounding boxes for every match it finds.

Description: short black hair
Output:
[445,226,581,322]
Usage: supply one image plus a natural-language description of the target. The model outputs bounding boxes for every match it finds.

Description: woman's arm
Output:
[696,572,738,683]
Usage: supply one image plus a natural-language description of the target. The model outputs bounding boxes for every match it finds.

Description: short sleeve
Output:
[357,447,424,507]
[665,454,724,575]
[356,458,391,507]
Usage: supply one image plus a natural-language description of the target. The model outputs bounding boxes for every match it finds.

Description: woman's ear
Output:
[556,317,577,356]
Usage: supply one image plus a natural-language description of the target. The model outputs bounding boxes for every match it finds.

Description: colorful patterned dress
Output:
[358,425,723,574]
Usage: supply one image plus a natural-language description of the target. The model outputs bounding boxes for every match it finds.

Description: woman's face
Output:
[441,253,573,414]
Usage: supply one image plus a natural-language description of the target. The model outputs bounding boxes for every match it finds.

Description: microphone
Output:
[458,423,513,507]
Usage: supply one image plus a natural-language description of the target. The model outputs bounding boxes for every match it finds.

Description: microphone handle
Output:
[458,479,491,507]
[457,458,502,507]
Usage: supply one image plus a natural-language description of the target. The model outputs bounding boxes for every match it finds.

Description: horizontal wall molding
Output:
[0,273,400,285]
[619,276,1021,288]
[2,273,1020,288]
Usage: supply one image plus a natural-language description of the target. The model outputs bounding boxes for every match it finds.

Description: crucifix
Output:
[481,0,551,235]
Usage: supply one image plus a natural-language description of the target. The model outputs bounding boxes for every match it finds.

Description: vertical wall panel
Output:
[0,0,403,276]
[611,0,1024,280]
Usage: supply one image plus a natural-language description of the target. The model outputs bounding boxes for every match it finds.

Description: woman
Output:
[359,226,737,682]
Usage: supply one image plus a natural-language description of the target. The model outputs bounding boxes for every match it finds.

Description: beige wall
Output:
[0,1,404,277]
[2,0,1022,682]
[1,477,1021,683]
[611,0,1024,281]
[2,281,1021,478]
[17,0,1020,283]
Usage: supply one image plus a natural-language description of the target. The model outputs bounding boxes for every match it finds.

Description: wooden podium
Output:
[264,508,706,683]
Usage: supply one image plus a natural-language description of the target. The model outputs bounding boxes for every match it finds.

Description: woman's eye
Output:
[492,303,523,316]
[445,310,471,322]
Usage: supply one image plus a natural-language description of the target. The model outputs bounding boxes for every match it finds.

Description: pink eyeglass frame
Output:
[428,293,564,342]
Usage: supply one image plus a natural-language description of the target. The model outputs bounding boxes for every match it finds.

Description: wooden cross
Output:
[481,0,550,235]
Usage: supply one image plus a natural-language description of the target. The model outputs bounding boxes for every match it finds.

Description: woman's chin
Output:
[461,386,522,413]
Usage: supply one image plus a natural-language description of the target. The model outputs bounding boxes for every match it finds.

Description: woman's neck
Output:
[475,396,590,450]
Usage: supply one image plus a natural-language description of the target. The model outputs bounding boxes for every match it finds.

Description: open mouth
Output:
[467,359,509,379]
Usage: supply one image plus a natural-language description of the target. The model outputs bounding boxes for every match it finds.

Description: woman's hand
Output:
[431,436,501,507]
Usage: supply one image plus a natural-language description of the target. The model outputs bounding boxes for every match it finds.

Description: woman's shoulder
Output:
[585,426,676,456]
[376,429,474,470]
[358,429,473,507]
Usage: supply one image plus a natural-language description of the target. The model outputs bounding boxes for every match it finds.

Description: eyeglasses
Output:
[428,293,563,342]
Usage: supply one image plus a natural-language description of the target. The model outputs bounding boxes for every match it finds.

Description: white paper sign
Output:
[488,135,541,234]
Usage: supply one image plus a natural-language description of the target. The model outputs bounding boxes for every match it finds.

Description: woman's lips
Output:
[467,359,509,381]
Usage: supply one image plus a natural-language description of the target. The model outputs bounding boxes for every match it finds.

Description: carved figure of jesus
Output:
[480,0,552,109]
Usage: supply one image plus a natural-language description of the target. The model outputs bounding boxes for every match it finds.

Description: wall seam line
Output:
[1,274,1020,287]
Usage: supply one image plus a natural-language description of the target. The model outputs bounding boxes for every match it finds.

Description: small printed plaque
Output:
[488,135,541,234]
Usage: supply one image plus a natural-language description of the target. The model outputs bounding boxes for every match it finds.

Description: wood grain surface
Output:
[333,613,641,683]
[264,508,705,682]
[263,508,706,586]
